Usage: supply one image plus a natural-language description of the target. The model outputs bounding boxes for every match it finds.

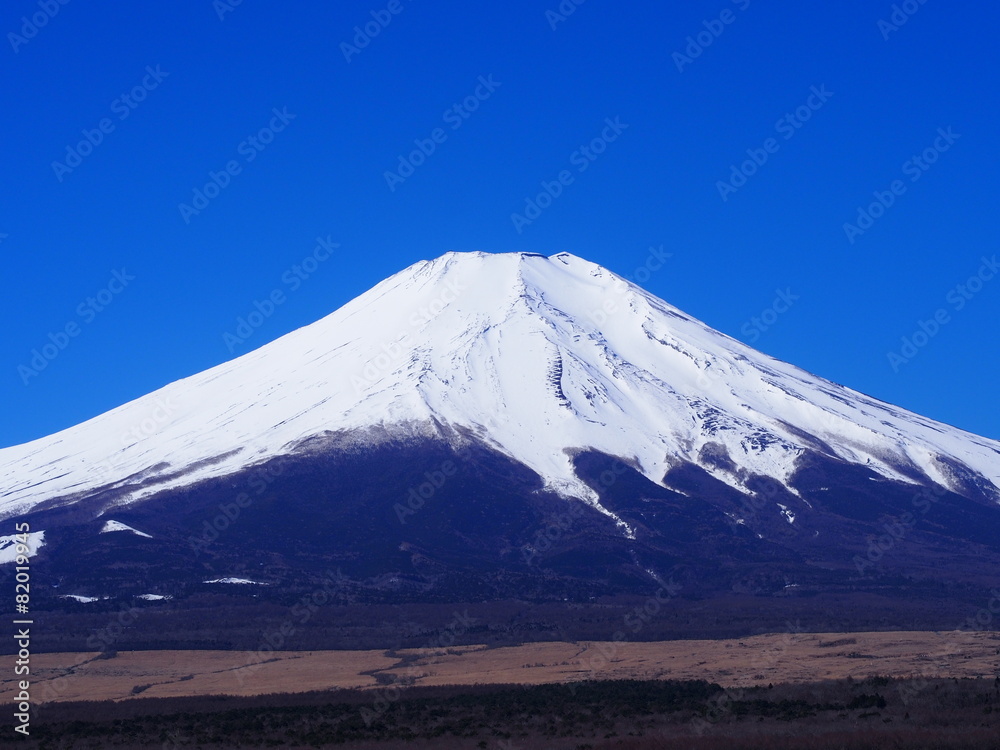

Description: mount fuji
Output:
[3,251,999,649]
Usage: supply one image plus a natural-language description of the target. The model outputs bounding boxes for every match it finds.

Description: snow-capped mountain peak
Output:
[1,251,998,523]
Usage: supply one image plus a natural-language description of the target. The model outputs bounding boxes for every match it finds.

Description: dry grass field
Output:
[3,630,997,706]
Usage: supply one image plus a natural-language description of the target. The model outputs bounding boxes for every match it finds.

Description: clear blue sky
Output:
[2,0,998,448]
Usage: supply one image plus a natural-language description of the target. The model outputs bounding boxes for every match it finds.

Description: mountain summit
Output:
[3,251,1000,647]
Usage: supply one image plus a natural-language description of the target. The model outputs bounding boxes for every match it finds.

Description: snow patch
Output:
[100,520,152,538]
[203,577,267,585]
[0,531,45,564]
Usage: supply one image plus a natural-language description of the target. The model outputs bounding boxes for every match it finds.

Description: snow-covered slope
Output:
[1,251,998,522]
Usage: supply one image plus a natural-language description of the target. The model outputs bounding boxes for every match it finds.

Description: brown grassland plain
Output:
[2,629,997,704]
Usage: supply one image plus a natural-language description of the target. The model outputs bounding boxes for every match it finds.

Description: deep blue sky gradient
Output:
[2,0,998,447]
